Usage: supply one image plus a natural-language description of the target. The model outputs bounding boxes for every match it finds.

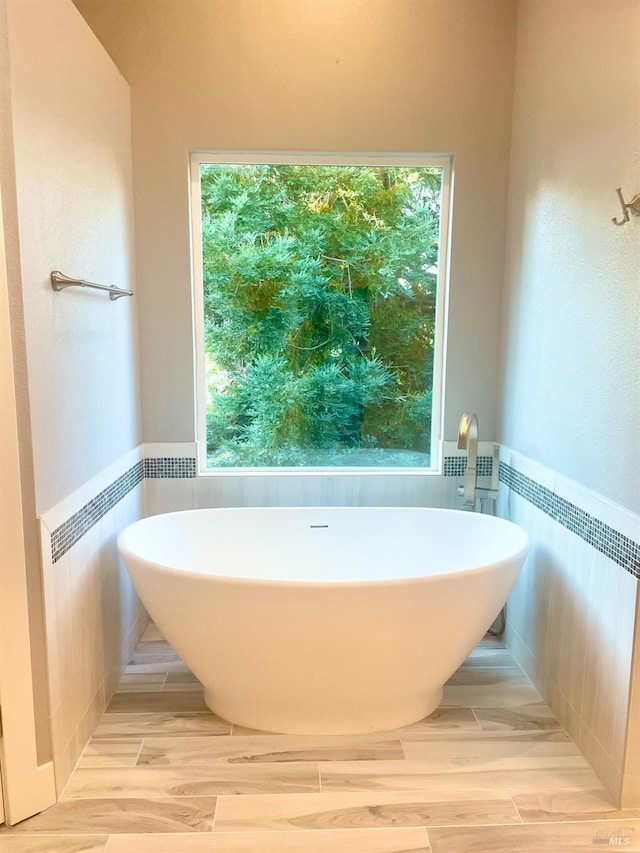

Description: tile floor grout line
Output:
[102,759,340,774]
[96,711,220,717]
[60,794,250,801]
[21,827,435,840]
[399,729,408,759]
[133,739,144,766]
[208,819,535,835]
[6,819,640,842]
[470,707,484,732]
[98,711,217,716]
[58,734,103,802]
[127,659,182,664]
[210,794,218,834]
[508,793,525,824]
[424,816,640,827]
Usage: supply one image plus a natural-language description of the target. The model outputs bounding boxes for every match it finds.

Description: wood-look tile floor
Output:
[3,627,640,852]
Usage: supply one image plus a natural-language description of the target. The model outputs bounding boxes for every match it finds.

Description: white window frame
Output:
[190,151,452,475]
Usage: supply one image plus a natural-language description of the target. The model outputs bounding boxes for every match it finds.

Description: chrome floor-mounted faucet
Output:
[456,413,505,635]
[457,412,479,508]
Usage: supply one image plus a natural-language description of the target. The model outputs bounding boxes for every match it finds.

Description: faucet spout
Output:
[457,412,479,509]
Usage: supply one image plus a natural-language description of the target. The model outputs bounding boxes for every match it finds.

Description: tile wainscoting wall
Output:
[39,448,147,795]
[142,440,498,517]
[42,440,640,807]
[497,447,640,807]
[38,443,210,795]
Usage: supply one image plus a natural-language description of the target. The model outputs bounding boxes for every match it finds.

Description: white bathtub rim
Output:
[118,506,530,590]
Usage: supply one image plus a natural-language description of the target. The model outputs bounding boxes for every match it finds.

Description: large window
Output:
[191,153,451,471]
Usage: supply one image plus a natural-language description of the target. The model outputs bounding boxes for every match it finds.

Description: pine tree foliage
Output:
[200,163,443,467]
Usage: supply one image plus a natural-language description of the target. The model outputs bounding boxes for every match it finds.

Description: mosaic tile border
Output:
[500,462,640,580]
[50,460,144,564]
[443,455,493,477]
[50,457,197,563]
[145,457,197,479]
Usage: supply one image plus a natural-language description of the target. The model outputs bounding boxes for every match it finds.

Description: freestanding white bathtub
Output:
[118,507,528,734]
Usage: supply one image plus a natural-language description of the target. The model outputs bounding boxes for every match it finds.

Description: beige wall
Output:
[499,0,640,513]
[3,0,146,795]
[73,0,517,446]
[7,0,142,515]
[499,0,640,805]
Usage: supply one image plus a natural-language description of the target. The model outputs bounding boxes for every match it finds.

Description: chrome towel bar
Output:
[51,270,134,300]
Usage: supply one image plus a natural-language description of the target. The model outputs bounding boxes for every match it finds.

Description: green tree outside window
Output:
[200,162,444,468]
